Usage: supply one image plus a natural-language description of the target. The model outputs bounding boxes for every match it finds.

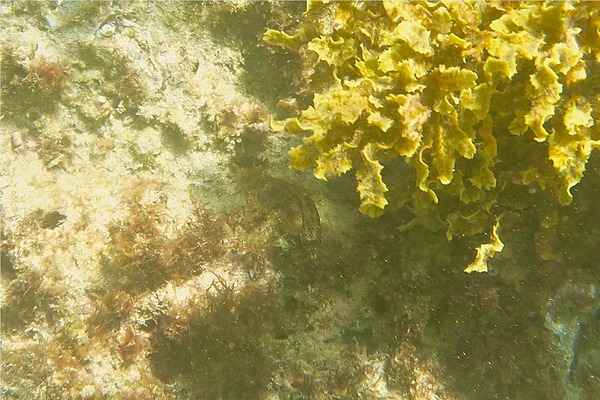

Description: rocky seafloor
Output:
[1,1,599,399]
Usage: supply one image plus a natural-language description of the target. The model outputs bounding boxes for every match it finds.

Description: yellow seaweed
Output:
[265,1,599,269]
[464,221,504,273]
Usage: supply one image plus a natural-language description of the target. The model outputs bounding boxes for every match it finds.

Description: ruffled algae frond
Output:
[266,0,600,271]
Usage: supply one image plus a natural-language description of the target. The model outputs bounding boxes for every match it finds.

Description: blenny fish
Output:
[244,170,322,259]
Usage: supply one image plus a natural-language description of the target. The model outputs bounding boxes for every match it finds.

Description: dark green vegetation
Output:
[141,155,600,399]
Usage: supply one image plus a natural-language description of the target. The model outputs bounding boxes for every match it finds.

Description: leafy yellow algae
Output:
[468,115,497,191]
[563,98,594,134]
[523,65,562,142]
[356,144,389,218]
[412,136,438,204]
[313,78,371,127]
[464,221,504,273]
[382,21,434,56]
[548,98,600,204]
[263,26,317,51]
[308,37,356,67]
[314,142,355,181]
[388,93,430,157]
[265,1,599,268]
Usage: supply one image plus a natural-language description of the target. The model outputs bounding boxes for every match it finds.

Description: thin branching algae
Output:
[266,0,600,271]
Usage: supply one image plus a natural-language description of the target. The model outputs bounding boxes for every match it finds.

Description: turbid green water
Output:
[1,2,599,399]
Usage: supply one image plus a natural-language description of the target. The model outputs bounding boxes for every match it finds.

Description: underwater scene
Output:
[1,1,599,399]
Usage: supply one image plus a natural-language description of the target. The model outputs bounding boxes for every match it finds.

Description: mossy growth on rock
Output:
[265,0,600,271]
